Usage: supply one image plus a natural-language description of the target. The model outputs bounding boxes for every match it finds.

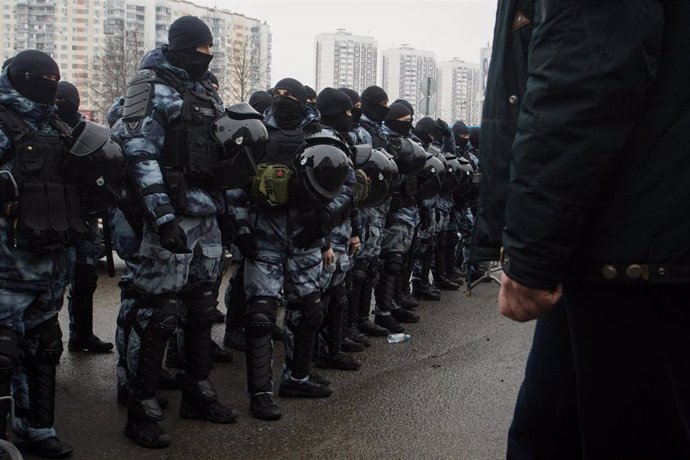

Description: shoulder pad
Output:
[122,69,156,122]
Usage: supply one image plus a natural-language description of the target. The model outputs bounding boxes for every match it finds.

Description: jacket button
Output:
[658,267,666,276]
[601,265,617,280]
[509,95,518,104]
[626,264,643,280]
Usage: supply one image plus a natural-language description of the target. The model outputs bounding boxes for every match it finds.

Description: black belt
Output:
[573,262,690,283]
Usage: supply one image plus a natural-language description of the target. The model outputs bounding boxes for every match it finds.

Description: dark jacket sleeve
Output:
[502,0,664,289]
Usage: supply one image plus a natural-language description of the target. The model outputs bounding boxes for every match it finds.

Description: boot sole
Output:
[68,346,113,353]
[124,429,171,449]
[179,405,239,424]
[278,387,333,399]
[250,408,282,421]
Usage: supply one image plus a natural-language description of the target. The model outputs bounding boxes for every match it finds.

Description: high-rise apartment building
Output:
[381,45,436,115]
[314,29,377,94]
[0,0,271,119]
[437,58,482,125]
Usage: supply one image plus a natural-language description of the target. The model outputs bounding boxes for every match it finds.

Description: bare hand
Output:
[498,272,562,322]
[322,247,335,265]
[348,236,361,255]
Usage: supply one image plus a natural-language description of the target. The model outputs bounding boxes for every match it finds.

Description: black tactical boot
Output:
[392,307,420,323]
[412,278,442,301]
[68,264,114,353]
[211,340,233,363]
[126,398,170,448]
[309,371,331,386]
[278,376,333,398]
[223,326,247,351]
[118,386,169,409]
[250,393,281,421]
[341,337,365,353]
[375,314,404,333]
[180,377,238,423]
[434,276,461,290]
[347,325,371,347]
[357,319,389,336]
[16,436,73,458]
[316,352,361,371]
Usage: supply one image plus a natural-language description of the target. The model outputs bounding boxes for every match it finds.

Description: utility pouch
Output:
[354,169,370,203]
[250,164,293,207]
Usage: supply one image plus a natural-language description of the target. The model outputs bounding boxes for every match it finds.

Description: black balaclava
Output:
[166,16,214,79]
[338,87,362,125]
[316,88,353,135]
[248,90,272,115]
[413,117,439,146]
[452,121,470,148]
[272,77,307,129]
[384,102,413,136]
[361,85,389,123]
[304,85,317,106]
[7,50,60,105]
[393,99,414,120]
[56,81,81,126]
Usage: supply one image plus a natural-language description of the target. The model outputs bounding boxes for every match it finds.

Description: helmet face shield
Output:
[416,155,445,198]
[293,134,351,208]
[390,138,426,175]
[359,147,394,207]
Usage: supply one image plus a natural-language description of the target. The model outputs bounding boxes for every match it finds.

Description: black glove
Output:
[217,214,239,247]
[158,218,191,254]
[436,118,452,139]
[235,233,258,259]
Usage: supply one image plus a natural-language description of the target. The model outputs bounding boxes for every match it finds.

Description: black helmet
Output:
[354,145,395,208]
[292,130,351,208]
[62,120,125,214]
[211,102,268,189]
[440,152,462,194]
[416,154,445,199]
[387,137,426,175]
[453,157,476,201]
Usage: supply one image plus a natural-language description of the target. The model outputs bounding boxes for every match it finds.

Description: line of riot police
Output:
[0,15,481,457]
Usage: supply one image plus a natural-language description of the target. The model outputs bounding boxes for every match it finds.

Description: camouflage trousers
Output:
[244,206,323,381]
[0,288,65,442]
[120,215,223,385]
[456,207,475,268]
[356,203,389,261]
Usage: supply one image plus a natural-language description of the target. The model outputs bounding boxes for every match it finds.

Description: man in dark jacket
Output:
[491,1,690,458]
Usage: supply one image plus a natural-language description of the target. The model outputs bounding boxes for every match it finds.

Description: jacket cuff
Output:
[502,254,561,291]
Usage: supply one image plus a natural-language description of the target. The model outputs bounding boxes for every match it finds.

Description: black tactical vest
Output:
[359,119,388,150]
[262,127,305,169]
[0,106,87,251]
[157,72,223,186]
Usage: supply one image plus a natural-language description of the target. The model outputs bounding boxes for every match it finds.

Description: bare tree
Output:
[225,39,266,104]
[86,26,144,123]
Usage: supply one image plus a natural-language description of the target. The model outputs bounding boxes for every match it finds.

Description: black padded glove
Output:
[158,218,191,254]
[217,214,239,246]
[235,233,258,259]
[420,207,432,229]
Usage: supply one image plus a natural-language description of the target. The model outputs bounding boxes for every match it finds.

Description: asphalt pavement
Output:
[30,261,535,459]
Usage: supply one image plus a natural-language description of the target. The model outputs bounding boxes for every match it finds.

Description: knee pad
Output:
[146,293,179,338]
[182,284,219,328]
[0,328,18,383]
[352,258,369,281]
[383,253,403,275]
[299,293,325,329]
[246,297,278,337]
[31,319,63,366]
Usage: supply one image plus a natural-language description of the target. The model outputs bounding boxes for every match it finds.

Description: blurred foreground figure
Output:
[479,1,690,458]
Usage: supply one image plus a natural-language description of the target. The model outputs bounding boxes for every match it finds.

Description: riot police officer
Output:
[236,78,349,420]
[114,16,242,448]
[55,81,115,354]
[0,50,124,458]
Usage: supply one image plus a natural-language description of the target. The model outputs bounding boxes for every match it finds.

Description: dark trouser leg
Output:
[125,295,178,448]
[179,285,237,423]
[349,259,369,327]
[507,300,581,459]
[567,282,690,458]
[68,263,98,339]
[444,231,460,281]
[286,293,325,380]
[0,329,18,440]
[245,297,277,395]
[224,266,247,350]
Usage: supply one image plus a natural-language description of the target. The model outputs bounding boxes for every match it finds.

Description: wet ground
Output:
[26,261,534,459]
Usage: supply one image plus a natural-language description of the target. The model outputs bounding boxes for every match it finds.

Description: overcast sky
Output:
[197,0,498,86]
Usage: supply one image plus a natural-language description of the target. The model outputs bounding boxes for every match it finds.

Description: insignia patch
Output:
[200,107,215,117]
[127,120,142,133]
